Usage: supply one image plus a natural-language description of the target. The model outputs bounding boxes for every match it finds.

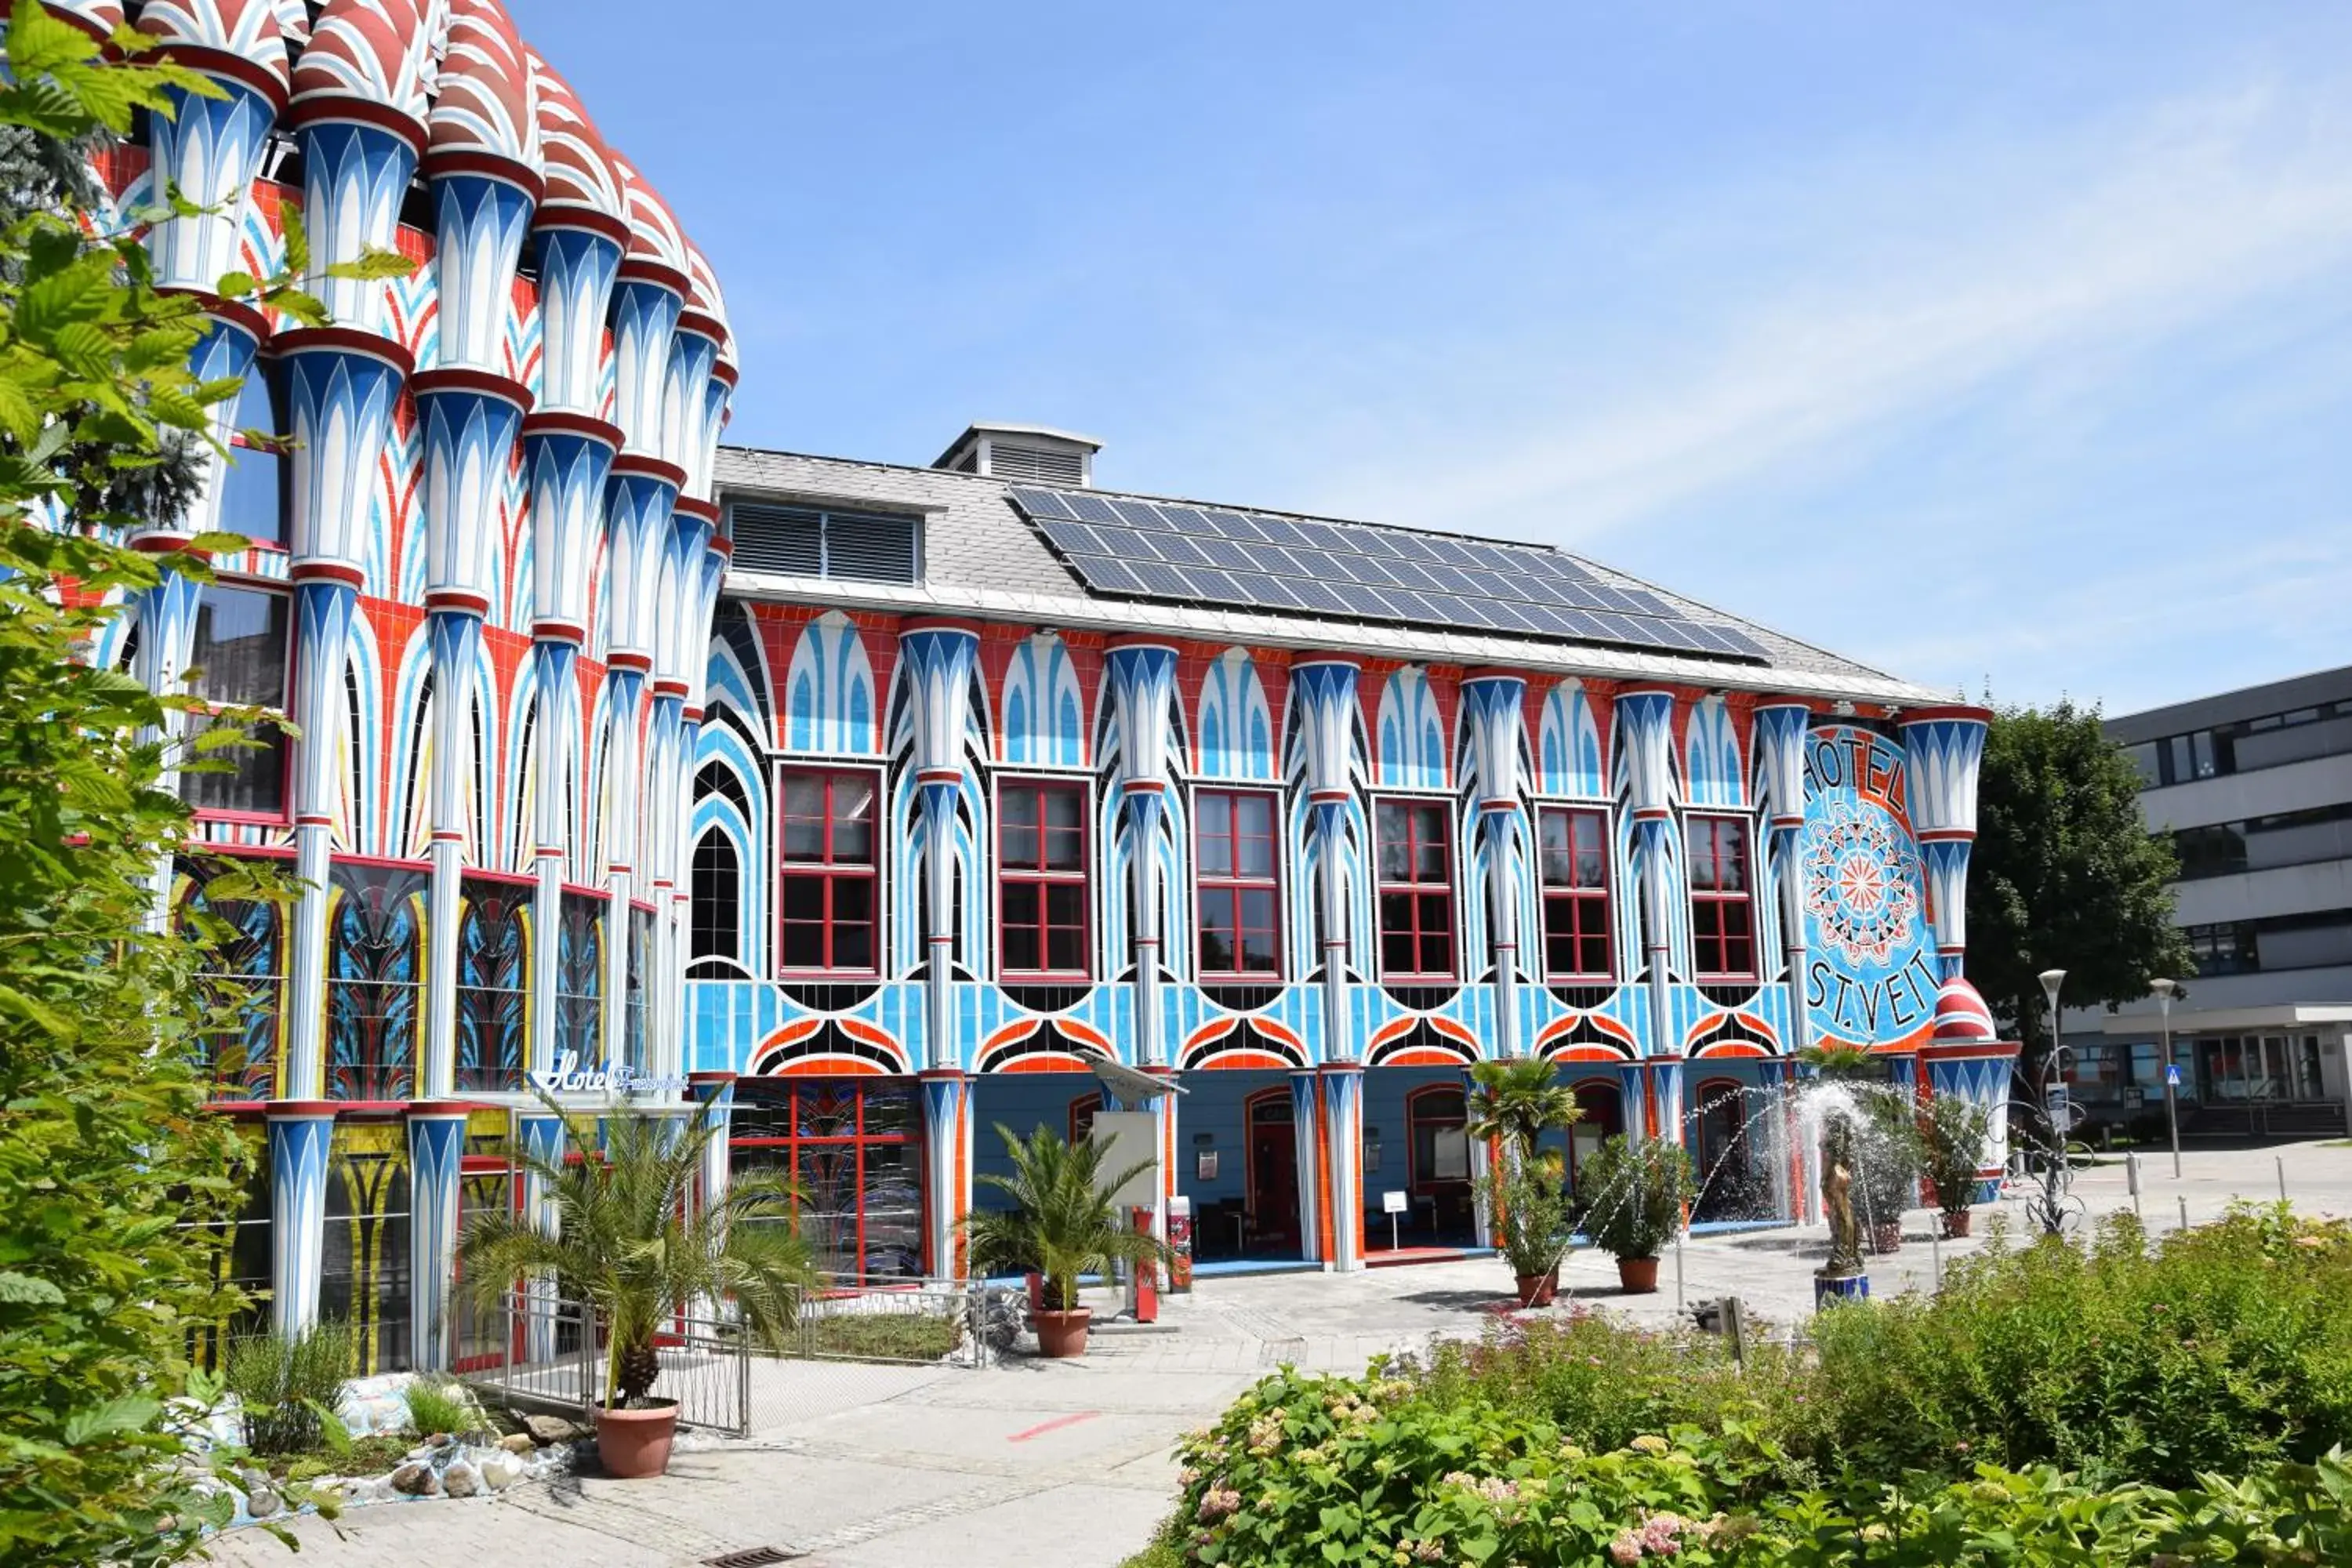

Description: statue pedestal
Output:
[1814,1272,1871,1306]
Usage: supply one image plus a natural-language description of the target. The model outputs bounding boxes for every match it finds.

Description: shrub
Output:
[1855,1091,1926,1224]
[1488,1163,1572,1281]
[224,1320,354,1456]
[1576,1135,1693,1261]
[1808,1206,2352,1487]
[401,1374,477,1439]
[1920,1094,1992,1215]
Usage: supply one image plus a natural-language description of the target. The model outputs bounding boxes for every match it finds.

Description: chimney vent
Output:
[934,423,1102,488]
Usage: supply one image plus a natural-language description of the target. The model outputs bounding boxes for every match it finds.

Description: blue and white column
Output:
[1319,1062,1365,1272]
[1287,1068,1325,1268]
[920,1069,974,1282]
[517,1109,568,1361]
[1291,659,1362,1265]
[405,1103,469,1370]
[1105,640,1178,1070]
[899,622,981,1071]
[1753,700,1813,1218]
[267,1103,336,1338]
[1616,688,1680,1134]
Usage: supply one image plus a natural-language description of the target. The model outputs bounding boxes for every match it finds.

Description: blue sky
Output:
[510,2,2352,715]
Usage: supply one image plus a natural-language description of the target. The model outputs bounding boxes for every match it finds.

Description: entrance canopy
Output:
[1085,1053,1187,1105]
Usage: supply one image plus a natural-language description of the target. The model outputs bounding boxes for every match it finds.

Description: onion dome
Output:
[135,0,292,102]
[425,0,540,184]
[524,47,626,229]
[266,0,309,43]
[684,242,735,366]
[42,2,122,43]
[1933,976,1999,1044]
[608,150,690,290]
[288,0,432,143]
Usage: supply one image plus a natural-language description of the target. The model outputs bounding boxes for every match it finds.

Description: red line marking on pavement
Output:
[1008,1410,1102,1443]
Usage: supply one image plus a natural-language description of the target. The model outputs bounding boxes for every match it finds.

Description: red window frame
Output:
[775,767,880,975]
[1194,786,1283,980]
[1537,805,1613,981]
[996,777,1091,980]
[182,575,294,826]
[1375,797,1457,981]
[1686,814,1757,980]
[726,1080,919,1281]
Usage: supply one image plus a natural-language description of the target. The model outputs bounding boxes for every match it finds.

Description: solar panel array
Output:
[1007,486,1773,662]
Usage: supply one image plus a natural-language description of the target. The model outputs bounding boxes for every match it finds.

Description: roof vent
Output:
[934,423,1102,488]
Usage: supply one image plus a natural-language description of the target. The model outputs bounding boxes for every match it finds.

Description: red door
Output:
[1247,1094,1299,1251]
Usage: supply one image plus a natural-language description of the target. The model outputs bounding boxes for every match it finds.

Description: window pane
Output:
[1200,917,1235,973]
[1044,826,1083,871]
[216,446,285,548]
[1236,793,1272,839]
[1045,882,1085,927]
[1415,832,1446,884]
[1003,818,1039,869]
[782,876,822,921]
[1198,818,1232,878]
[1239,887,1276,939]
[1236,807,1275,877]
[1002,920,1039,973]
[1002,788,1038,829]
[1717,825,1748,891]
[1198,792,1230,840]
[832,920,872,972]
[1413,803,1446,845]
[833,877,873,924]
[1045,925,1083,972]
[1539,811,1571,886]
[187,585,289,708]
[781,921,825,968]
[1376,804,1410,880]
[782,775,824,860]
[180,714,287,815]
[832,779,875,862]
[1001,881,1038,927]
[1043,789,1082,831]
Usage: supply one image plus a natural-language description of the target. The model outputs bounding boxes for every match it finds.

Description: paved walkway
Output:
[210,1141,2351,1568]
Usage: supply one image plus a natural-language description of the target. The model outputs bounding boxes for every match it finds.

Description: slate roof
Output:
[712,445,1949,705]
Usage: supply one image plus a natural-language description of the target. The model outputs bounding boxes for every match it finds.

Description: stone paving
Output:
[207,1141,2352,1568]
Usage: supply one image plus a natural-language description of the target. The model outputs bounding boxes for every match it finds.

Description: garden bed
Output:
[1132,1205,2352,1566]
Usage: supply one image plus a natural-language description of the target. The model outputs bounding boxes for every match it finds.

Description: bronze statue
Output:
[1820,1153,1863,1276]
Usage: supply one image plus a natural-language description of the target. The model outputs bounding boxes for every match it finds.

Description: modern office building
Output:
[61,0,2016,1376]
[2060,667,2352,1138]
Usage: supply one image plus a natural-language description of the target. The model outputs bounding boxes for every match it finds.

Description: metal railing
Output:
[459,1278,1018,1439]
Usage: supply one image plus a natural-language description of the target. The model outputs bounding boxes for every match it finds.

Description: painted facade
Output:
[61,2,2016,1366]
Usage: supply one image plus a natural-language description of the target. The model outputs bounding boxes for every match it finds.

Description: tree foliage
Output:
[962,1123,1171,1313]
[0,7,397,1561]
[1965,701,2194,1083]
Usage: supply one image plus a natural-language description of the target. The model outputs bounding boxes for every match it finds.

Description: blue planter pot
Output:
[1815,1272,1871,1306]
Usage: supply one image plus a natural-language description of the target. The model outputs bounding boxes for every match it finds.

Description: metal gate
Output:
[461,1278,1015,1438]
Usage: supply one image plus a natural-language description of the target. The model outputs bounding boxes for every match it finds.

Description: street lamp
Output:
[2038,967,2069,1142]
[2151,977,2181,1178]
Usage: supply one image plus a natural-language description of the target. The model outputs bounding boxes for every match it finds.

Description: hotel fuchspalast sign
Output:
[528,1051,688,1099]
[1799,724,1941,1052]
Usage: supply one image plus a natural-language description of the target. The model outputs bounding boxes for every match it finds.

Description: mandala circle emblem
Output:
[1801,797,1922,970]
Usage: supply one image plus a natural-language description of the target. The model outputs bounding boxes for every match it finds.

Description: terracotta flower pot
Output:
[1871,1221,1904,1255]
[1616,1256,1660,1294]
[593,1399,677,1479]
[1514,1271,1557,1308]
[1033,1307,1091,1358]
[1940,1209,1973,1240]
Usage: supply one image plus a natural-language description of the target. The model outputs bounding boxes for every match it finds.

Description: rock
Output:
[479,1450,524,1490]
[388,1463,441,1498]
[238,1466,271,1494]
[441,1461,481,1499]
[245,1485,281,1519]
[499,1432,535,1454]
[522,1414,579,1446]
[404,1446,436,1465]
[426,1431,450,1448]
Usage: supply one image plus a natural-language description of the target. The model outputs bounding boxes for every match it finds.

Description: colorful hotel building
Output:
[60,0,2014,1374]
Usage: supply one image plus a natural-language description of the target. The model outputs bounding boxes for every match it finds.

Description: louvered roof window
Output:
[727,502,922,586]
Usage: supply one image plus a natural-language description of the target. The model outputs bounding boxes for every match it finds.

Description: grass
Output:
[281,1436,412,1484]
[802,1312,961,1363]
[402,1374,479,1438]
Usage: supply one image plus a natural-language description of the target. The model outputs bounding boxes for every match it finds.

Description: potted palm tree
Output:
[1575,1134,1692,1294]
[1859,1090,1926,1254]
[1920,1093,1992,1238]
[961,1124,1171,1358]
[456,1098,818,1478]
[1466,1057,1582,1305]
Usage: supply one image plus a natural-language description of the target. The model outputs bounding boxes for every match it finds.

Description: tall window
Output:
[180,582,289,816]
[691,827,741,964]
[1686,815,1755,979]
[1196,789,1279,978]
[730,1081,920,1279]
[1376,799,1455,979]
[998,779,1087,978]
[216,369,287,548]
[779,769,877,973]
[1538,806,1613,980]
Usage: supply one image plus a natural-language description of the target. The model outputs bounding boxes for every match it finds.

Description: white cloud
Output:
[1307,78,2352,547]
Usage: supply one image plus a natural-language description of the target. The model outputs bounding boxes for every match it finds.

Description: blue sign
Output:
[2165,1064,2183,1087]
[1801,725,1938,1051]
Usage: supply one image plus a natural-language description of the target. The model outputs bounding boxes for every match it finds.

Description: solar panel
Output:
[1004,487,1772,665]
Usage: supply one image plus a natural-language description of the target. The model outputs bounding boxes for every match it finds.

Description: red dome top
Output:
[525,47,625,223]
[42,2,123,41]
[1933,976,1998,1044]
[609,150,690,288]
[426,0,537,174]
[135,0,292,96]
[289,0,432,136]
[684,242,735,367]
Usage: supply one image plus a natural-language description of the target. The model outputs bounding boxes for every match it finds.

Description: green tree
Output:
[0,8,401,1561]
[1965,701,2194,1093]
[1464,1054,1583,1172]
[961,1124,1170,1313]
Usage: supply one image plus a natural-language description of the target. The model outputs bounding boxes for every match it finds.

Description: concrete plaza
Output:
[210,1141,2352,1568]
